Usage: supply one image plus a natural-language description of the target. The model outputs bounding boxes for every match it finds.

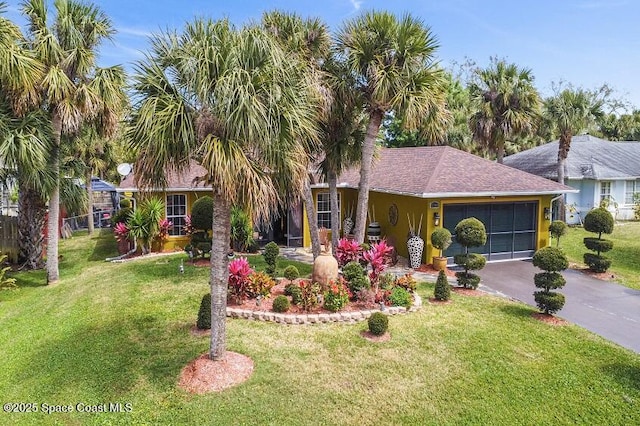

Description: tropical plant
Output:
[247,271,276,299]
[230,206,254,252]
[299,280,321,312]
[389,287,412,309]
[549,220,568,248]
[394,273,417,292]
[157,218,173,245]
[0,253,17,290]
[453,217,487,289]
[227,257,254,304]
[434,270,451,301]
[583,207,614,272]
[335,238,362,267]
[532,246,568,315]
[367,312,389,336]
[336,11,447,243]
[323,278,351,312]
[362,240,394,291]
[113,222,129,243]
[129,197,164,252]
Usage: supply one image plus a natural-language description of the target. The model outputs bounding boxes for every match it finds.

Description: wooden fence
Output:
[0,216,18,263]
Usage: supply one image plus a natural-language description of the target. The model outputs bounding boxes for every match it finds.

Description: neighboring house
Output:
[503,135,640,224]
[309,146,576,264]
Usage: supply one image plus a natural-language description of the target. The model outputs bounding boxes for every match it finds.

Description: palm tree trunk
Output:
[328,169,340,254]
[354,110,383,243]
[302,176,320,259]
[557,132,571,221]
[46,114,62,284]
[17,182,45,270]
[209,191,231,361]
[87,170,94,235]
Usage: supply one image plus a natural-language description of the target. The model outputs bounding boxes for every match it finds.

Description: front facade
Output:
[307,146,575,265]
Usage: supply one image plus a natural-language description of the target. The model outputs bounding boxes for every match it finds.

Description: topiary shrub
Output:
[430,227,452,257]
[284,283,303,305]
[342,261,370,294]
[532,246,568,315]
[196,293,211,329]
[434,270,450,301]
[549,220,568,247]
[272,295,290,313]
[368,312,389,336]
[263,241,279,277]
[190,196,214,231]
[454,218,487,289]
[389,287,412,308]
[283,265,300,281]
[582,207,614,272]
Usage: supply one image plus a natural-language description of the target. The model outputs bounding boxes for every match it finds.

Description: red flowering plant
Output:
[335,238,362,267]
[227,257,254,303]
[323,277,352,312]
[113,222,129,243]
[362,239,394,292]
[157,218,173,245]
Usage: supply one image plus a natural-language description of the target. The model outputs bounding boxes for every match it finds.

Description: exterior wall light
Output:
[433,212,440,227]
[543,207,551,220]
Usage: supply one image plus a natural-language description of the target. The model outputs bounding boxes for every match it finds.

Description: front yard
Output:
[0,231,638,425]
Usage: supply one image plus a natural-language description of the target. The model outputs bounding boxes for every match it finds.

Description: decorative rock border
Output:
[226,294,422,324]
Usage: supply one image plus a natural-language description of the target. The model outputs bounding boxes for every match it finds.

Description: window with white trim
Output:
[316,192,340,229]
[625,180,638,204]
[166,194,187,236]
[600,181,611,204]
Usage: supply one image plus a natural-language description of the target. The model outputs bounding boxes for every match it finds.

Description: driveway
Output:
[480,260,640,354]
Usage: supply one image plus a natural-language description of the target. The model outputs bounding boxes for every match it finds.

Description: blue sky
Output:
[5,0,640,109]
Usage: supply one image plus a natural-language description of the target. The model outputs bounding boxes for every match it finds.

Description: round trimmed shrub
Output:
[342,261,365,281]
[532,247,569,272]
[196,293,211,329]
[583,237,613,254]
[454,272,481,289]
[453,253,486,271]
[584,207,614,236]
[434,270,450,301]
[534,272,566,290]
[584,253,612,273]
[285,283,302,305]
[454,217,487,247]
[368,312,389,336]
[283,265,300,281]
[430,227,452,255]
[272,295,290,313]
[549,220,568,247]
[534,291,565,314]
[348,275,370,294]
[191,196,214,231]
[389,287,412,308]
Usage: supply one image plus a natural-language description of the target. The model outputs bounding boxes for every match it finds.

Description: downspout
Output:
[105,239,138,262]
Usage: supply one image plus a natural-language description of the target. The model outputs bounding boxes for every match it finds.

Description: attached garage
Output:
[443,202,538,262]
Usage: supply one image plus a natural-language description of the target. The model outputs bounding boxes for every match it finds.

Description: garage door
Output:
[443,202,538,262]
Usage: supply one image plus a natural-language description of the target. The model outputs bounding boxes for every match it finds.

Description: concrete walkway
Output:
[481,260,640,354]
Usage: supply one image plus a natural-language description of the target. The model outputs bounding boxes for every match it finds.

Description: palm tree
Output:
[21,0,126,283]
[468,60,542,163]
[336,11,447,243]
[129,19,318,361]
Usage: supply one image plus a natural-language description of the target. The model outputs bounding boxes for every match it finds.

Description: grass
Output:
[1,230,639,425]
[558,221,640,290]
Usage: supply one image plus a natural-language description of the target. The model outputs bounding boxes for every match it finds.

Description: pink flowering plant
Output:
[157,218,173,244]
[362,240,394,291]
[335,238,362,267]
[183,215,195,236]
[113,222,129,242]
[228,257,254,303]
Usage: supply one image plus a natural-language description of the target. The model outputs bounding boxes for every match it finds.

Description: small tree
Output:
[453,218,487,289]
[433,270,450,301]
[430,228,452,257]
[263,242,279,277]
[583,207,614,272]
[549,220,568,248]
[532,246,568,315]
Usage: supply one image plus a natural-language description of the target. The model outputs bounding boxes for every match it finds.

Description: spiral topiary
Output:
[532,246,568,315]
[454,217,487,289]
[582,207,614,272]
[368,312,389,336]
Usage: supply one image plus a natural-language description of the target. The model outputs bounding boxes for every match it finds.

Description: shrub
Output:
[342,261,365,281]
[534,291,565,315]
[247,271,276,298]
[119,198,131,209]
[355,288,376,304]
[283,265,300,281]
[394,273,417,292]
[430,228,452,256]
[583,207,614,273]
[549,220,568,247]
[454,218,487,288]
[230,206,254,252]
[434,270,450,301]
[368,312,389,336]
[324,280,351,312]
[335,238,362,267]
[0,254,17,290]
[533,272,566,291]
[348,275,370,294]
[111,207,132,227]
[196,293,211,329]
[584,207,614,237]
[263,242,279,277]
[583,253,612,273]
[272,295,290,313]
[454,272,481,289]
[532,246,568,314]
[583,238,613,255]
[299,280,321,311]
[532,247,569,272]
[285,283,303,305]
[362,240,394,288]
[455,217,487,248]
[389,287,412,308]
[227,257,254,303]
[453,252,486,289]
[190,196,214,231]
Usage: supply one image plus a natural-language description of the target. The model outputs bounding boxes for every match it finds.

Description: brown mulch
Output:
[452,287,484,297]
[415,264,457,277]
[531,312,569,326]
[360,330,391,342]
[428,297,452,305]
[568,262,618,282]
[178,352,254,394]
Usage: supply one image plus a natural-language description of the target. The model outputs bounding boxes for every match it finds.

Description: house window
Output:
[316,192,340,229]
[600,181,612,204]
[625,180,638,205]
[166,194,187,236]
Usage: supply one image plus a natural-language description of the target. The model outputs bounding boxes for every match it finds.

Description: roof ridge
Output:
[422,146,449,193]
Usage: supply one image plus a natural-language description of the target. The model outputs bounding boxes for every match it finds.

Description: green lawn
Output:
[1,230,639,425]
[560,221,640,290]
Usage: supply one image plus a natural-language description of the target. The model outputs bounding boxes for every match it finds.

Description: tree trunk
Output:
[302,176,320,259]
[557,132,572,221]
[354,110,383,243]
[209,191,231,361]
[17,181,45,270]
[46,114,62,284]
[87,170,94,235]
[328,169,340,254]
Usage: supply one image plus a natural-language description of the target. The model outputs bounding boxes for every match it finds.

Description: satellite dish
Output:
[117,163,132,177]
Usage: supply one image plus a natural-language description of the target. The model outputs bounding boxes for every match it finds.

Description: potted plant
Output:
[430,227,451,271]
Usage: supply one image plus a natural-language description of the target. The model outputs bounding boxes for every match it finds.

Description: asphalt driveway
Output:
[480,260,640,353]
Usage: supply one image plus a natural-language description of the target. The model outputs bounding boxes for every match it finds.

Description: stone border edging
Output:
[226,294,422,324]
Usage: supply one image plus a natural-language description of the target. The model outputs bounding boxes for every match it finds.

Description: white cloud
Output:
[350,0,363,11]
[116,26,153,39]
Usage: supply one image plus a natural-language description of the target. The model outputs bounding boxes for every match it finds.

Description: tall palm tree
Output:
[129,19,318,361]
[21,0,126,283]
[336,11,447,243]
[468,60,542,163]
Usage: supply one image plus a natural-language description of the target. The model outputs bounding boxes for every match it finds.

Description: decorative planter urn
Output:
[432,256,447,271]
[312,252,339,287]
[407,234,424,269]
[343,217,354,237]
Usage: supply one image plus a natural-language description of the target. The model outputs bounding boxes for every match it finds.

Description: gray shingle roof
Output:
[503,135,640,180]
[117,160,210,192]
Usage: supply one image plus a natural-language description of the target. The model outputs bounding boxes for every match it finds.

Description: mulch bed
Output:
[178,352,254,394]
[415,264,457,277]
[452,287,484,297]
[531,312,569,326]
[360,330,391,342]
[428,297,452,305]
